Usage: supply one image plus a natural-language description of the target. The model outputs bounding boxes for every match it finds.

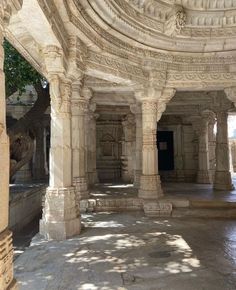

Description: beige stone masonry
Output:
[40,74,81,240]
[71,84,91,200]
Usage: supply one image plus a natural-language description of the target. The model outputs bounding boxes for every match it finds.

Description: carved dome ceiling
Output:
[66,0,236,54]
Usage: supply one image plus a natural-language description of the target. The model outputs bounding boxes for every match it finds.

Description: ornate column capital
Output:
[43,45,65,77]
[49,75,72,115]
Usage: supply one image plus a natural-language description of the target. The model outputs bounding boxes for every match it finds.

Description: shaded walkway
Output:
[15,212,236,290]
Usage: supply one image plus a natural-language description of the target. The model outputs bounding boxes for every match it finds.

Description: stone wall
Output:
[9,185,46,232]
[96,116,123,181]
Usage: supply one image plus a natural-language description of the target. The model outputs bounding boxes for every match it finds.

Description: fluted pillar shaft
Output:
[214,111,233,190]
[86,107,98,186]
[134,108,142,188]
[71,85,90,199]
[197,115,212,184]
[40,77,81,240]
[139,100,163,199]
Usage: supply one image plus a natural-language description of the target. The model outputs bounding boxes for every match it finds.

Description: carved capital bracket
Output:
[164,5,186,37]
[157,88,176,121]
[67,36,87,81]
[49,75,72,115]
[43,45,65,78]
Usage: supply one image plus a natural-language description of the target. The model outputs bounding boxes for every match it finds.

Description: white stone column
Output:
[131,104,142,188]
[33,122,46,180]
[175,124,185,181]
[121,113,135,183]
[192,113,212,184]
[214,110,233,190]
[208,114,216,181]
[40,77,81,240]
[86,104,98,186]
[71,85,90,199]
[138,98,163,199]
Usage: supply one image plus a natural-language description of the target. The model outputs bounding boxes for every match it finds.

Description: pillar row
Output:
[40,77,81,240]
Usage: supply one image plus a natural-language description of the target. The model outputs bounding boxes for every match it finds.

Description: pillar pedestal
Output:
[214,171,233,191]
[0,230,18,290]
[139,175,163,199]
[73,176,89,200]
[40,187,81,240]
[197,170,212,184]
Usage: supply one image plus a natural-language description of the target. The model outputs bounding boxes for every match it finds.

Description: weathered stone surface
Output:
[14,212,236,290]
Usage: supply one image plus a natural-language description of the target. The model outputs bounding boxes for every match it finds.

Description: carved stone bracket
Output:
[164,5,186,37]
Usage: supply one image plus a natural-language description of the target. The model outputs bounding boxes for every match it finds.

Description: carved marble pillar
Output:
[71,85,90,199]
[192,113,212,184]
[131,104,142,188]
[208,114,216,181]
[0,2,21,288]
[33,122,46,180]
[175,124,185,181]
[40,77,81,240]
[86,104,98,186]
[138,99,163,199]
[214,110,233,190]
[121,113,135,183]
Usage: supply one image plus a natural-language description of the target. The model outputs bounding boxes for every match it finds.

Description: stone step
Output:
[80,197,143,213]
[172,208,236,218]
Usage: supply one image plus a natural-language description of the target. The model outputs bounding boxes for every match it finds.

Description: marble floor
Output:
[15,212,236,290]
[89,174,236,203]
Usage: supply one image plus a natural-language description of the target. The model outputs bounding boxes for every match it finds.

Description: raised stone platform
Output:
[9,184,46,232]
[83,181,236,218]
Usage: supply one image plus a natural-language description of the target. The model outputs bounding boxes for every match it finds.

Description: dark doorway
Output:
[157,131,174,171]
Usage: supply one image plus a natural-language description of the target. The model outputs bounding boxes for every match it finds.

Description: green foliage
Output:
[3,39,42,98]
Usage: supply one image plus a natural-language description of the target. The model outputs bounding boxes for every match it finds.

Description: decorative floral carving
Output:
[164,5,186,37]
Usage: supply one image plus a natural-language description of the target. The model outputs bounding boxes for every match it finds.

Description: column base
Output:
[143,201,172,217]
[138,174,163,199]
[0,230,18,290]
[197,170,212,184]
[214,171,234,191]
[73,176,89,200]
[40,187,81,240]
[87,172,98,186]
[134,170,142,188]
